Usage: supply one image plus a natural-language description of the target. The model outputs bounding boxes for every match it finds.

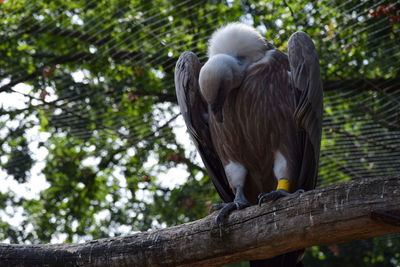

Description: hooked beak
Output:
[211,103,223,123]
[210,87,229,123]
[210,86,229,123]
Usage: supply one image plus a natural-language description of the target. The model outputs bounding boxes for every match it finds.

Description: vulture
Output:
[174,22,323,266]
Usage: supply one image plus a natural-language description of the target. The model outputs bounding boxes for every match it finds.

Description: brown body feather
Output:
[209,50,300,204]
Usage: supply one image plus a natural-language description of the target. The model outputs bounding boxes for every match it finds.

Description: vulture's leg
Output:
[258,151,304,205]
[210,162,251,225]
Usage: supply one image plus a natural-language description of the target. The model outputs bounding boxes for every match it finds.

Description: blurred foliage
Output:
[0,0,399,266]
[303,237,400,267]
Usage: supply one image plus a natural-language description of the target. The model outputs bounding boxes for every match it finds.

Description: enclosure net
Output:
[1,0,399,186]
[0,0,399,257]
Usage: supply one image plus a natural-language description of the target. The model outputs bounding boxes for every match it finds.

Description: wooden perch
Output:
[1,176,400,266]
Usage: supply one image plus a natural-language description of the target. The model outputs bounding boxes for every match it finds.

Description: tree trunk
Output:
[1,175,400,266]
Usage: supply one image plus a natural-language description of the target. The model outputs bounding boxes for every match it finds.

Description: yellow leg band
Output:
[277,179,290,192]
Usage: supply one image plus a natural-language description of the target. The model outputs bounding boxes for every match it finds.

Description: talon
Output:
[209,203,225,214]
[212,201,251,225]
[216,215,223,226]
[258,189,302,206]
[211,185,251,225]
[215,202,236,225]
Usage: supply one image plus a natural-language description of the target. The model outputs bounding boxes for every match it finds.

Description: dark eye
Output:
[237,56,245,64]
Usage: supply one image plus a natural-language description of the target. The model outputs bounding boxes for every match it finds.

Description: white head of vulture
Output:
[174,22,323,265]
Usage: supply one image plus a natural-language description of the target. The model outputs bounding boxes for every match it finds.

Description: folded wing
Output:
[288,31,324,191]
[174,51,234,202]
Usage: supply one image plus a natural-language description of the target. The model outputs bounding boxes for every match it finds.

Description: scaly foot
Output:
[209,185,251,225]
[210,199,251,225]
[258,189,304,206]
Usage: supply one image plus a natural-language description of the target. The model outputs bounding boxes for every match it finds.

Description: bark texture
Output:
[1,176,400,267]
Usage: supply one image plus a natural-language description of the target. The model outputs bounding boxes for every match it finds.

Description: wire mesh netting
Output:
[0,0,400,264]
[1,1,399,184]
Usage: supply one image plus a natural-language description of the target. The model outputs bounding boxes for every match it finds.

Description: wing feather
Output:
[174,51,234,202]
[288,32,323,190]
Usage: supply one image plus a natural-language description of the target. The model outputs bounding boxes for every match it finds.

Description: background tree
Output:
[0,0,399,265]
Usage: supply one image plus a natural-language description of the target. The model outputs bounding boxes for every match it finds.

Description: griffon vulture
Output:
[174,22,323,266]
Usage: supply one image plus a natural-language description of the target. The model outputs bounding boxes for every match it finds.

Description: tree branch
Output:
[1,175,399,266]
